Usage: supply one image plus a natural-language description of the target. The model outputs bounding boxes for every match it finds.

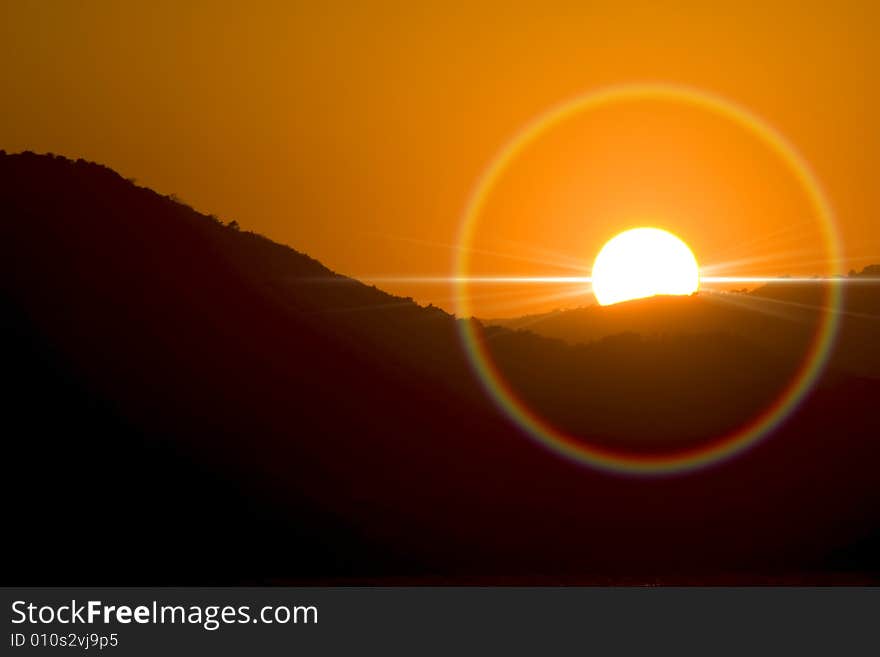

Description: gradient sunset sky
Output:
[2,2,877,314]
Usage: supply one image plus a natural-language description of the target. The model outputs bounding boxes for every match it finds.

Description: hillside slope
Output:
[485,275,880,380]
[3,152,879,583]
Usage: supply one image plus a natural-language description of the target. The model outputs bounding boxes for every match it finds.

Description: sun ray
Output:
[701,251,880,277]
[473,284,593,319]
[698,247,827,275]
[356,274,880,285]
[702,287,880,321]
[372,233,589,273]
[497,238,593,272]
[699,289,818,323]
[700,220,815,264]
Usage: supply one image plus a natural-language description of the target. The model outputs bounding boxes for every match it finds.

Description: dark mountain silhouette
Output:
[3,151,880,584]
[485,270,880,381]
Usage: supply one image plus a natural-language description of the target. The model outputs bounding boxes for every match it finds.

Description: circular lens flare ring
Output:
[454,82,842,476]
[592,227,700,306]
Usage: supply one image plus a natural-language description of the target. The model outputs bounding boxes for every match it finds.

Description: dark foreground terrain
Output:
[3,152,879,584]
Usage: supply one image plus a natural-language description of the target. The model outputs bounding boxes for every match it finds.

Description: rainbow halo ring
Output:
[454,82,842,476]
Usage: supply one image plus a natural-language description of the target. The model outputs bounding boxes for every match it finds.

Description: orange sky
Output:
[2,2,877,315]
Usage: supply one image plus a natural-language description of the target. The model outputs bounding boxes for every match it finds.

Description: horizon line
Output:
[354,275,880,285]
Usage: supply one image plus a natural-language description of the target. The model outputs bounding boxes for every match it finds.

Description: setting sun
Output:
[591,227,700,306]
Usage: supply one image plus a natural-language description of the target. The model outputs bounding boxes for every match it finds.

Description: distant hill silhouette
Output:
[3,151,880,584]
[484,270,880,381]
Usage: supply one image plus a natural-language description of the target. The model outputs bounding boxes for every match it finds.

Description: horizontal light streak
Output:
[358,275,880,285]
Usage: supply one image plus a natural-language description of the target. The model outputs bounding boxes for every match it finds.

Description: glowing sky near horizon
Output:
[2,2,879,315]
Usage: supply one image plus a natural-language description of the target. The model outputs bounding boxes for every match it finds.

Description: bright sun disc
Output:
[592,227,699,305]
[455,83,841,476]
